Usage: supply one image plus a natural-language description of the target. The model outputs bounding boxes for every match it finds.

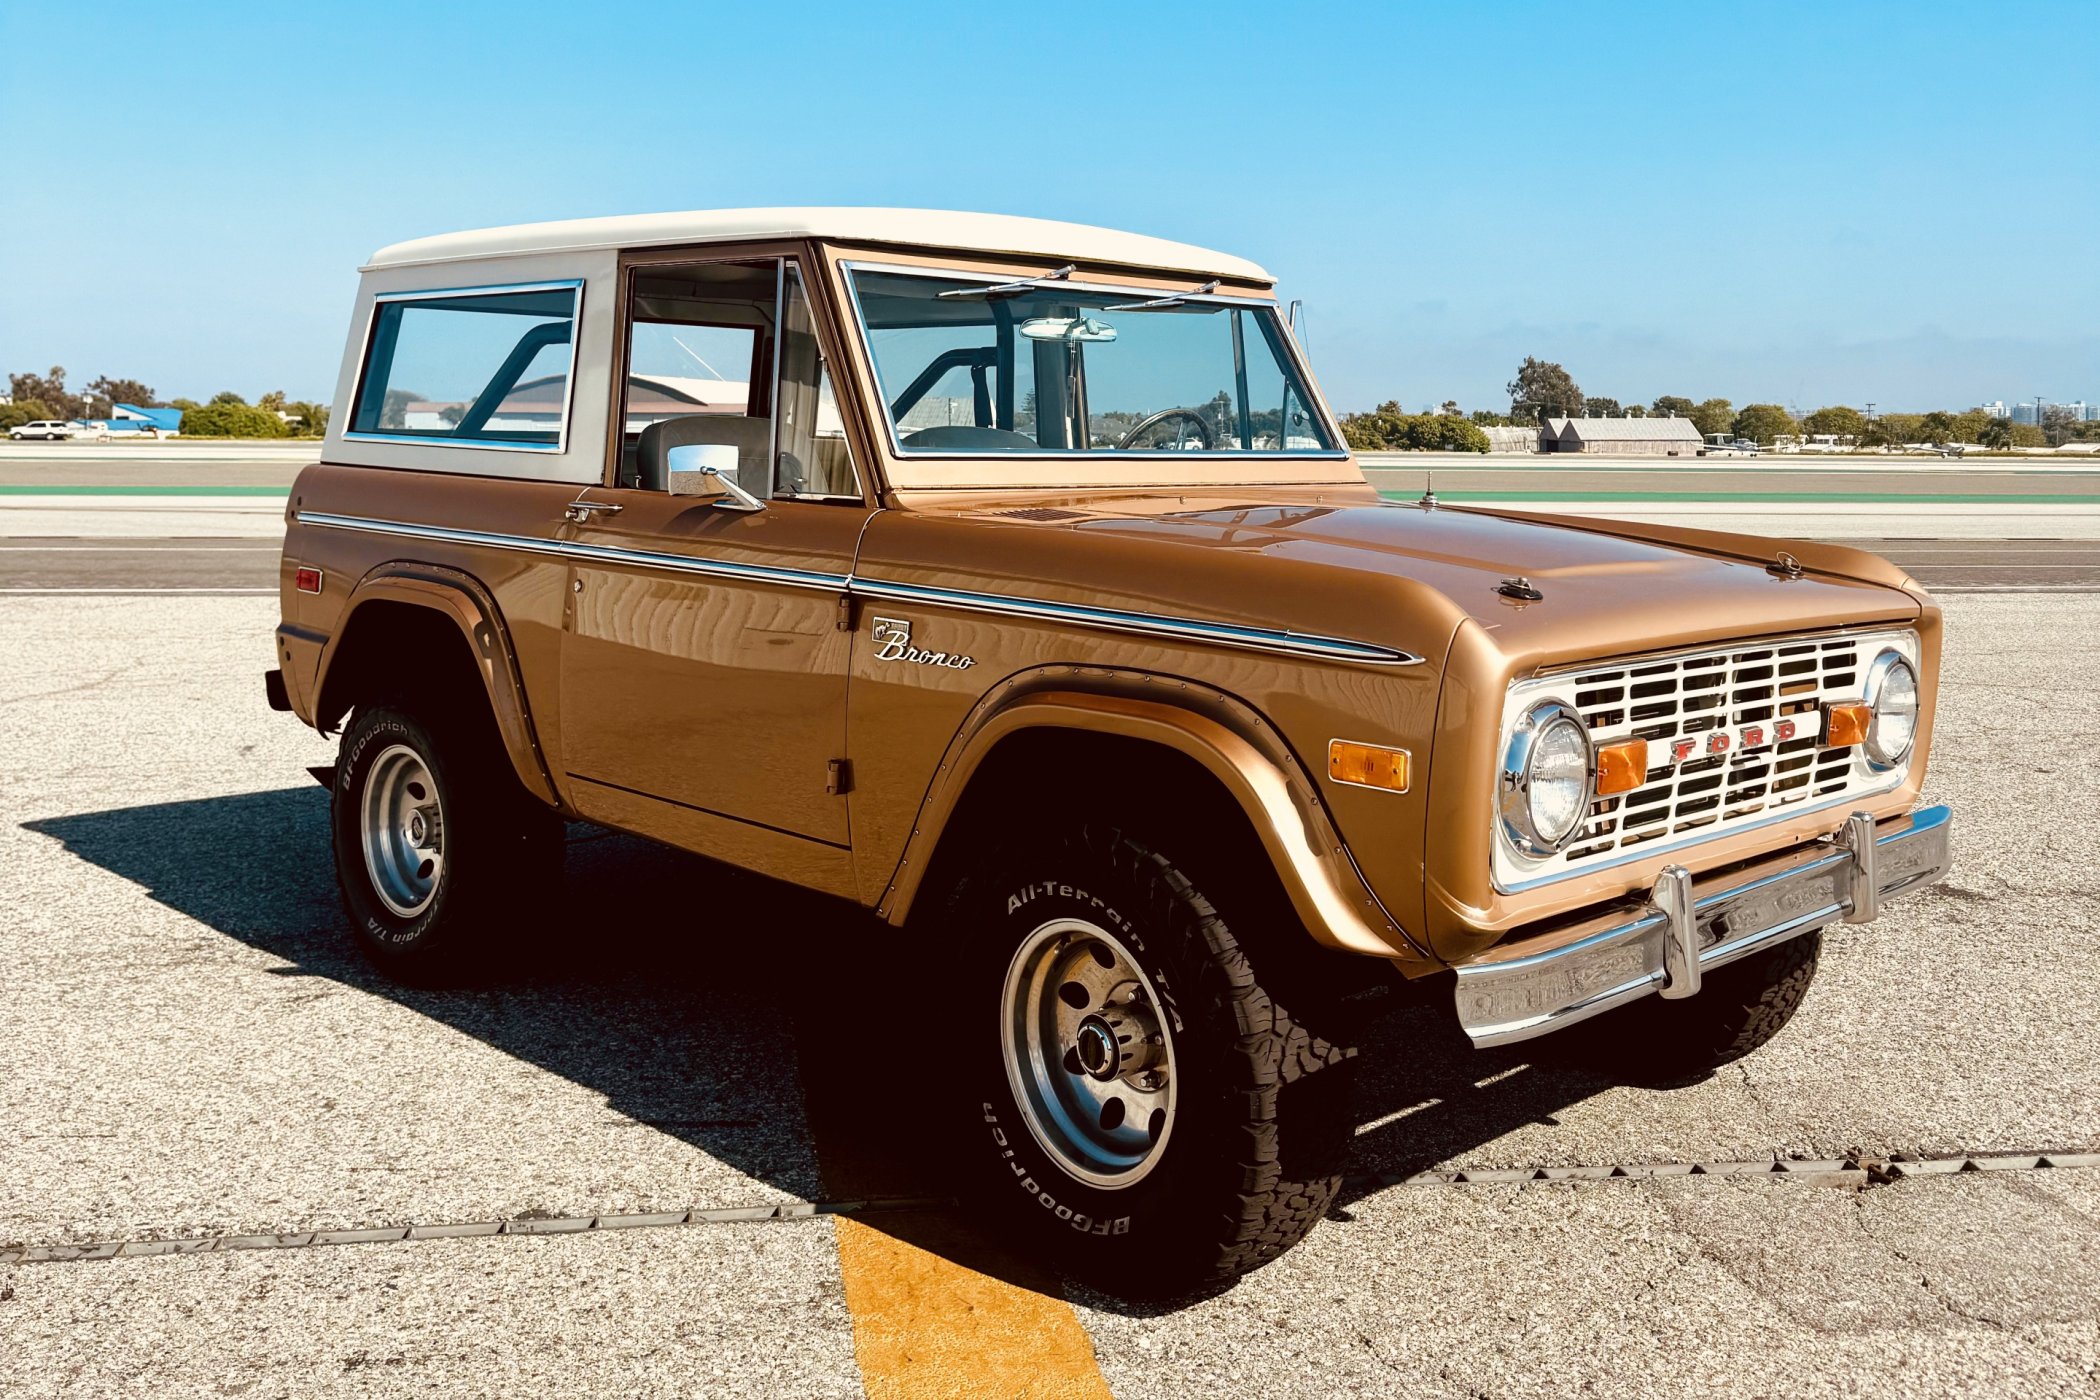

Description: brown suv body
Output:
[271,210,1951,1287]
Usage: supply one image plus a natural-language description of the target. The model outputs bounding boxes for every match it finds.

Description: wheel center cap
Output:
[406,812,427,845]
[1074,1018,1120,1081]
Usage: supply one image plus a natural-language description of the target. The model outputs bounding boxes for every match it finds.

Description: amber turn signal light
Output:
[1822,702,1870,748]
[1594,738,1649,796]
[1329,739,1411,793]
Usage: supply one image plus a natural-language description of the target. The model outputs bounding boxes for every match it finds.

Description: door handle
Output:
[563,500,624,525]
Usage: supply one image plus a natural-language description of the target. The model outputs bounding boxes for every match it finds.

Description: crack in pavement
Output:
[11,1152,2096,1267]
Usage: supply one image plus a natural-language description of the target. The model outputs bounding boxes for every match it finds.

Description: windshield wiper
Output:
[1102,279,1220,311]
[936,264,1076,300]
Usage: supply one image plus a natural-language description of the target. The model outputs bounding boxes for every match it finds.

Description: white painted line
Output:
[0,587,277,595]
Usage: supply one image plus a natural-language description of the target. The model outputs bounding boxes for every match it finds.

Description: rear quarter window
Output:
[349,283,580,450]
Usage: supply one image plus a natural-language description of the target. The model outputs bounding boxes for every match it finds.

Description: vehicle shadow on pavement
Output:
[26,786,1682,1314]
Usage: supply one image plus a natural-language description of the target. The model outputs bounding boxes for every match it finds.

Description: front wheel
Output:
[951,824,1356,1295]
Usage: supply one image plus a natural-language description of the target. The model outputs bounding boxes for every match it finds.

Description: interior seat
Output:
[629,414,773,491]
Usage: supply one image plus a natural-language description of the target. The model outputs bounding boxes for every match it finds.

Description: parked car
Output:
[267,209,1953,1294]
[8,420,80,441]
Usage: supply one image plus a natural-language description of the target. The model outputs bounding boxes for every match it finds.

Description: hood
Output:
[894,490,1924,672]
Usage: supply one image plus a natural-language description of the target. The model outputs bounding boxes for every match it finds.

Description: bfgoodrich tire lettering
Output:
[951,823,1356,1294]
[331,703,560,980]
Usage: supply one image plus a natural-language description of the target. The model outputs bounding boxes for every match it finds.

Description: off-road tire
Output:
[331,702,562,981]
[950,822,1357,1296]
[1578,929,1823,1075]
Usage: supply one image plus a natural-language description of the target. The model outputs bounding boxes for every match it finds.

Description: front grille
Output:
[1496,628,1915,889]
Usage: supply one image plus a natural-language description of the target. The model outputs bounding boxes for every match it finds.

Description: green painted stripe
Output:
[0,485,292,496]
[1380,490,2099,505]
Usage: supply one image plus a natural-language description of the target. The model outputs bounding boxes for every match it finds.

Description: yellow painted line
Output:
[835,1213,1114,1400]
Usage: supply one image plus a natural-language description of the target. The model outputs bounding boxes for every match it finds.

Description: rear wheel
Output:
[331,702,561,980]
[950,822,1357,1295]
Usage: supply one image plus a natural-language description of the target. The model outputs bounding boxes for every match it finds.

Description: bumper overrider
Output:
[1454,805,1953,1048]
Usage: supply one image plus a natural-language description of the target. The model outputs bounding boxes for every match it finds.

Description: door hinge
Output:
[835,592,857,631]
[827,759,853,796]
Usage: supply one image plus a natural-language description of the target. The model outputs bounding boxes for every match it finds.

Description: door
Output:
[557,254,874,855]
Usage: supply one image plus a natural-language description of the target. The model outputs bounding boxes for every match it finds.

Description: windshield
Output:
[847,268,1335,456]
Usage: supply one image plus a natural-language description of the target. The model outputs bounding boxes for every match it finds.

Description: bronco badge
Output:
[869,617,977,671]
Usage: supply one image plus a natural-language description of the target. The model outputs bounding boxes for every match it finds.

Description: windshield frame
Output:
[838,259,1350,468]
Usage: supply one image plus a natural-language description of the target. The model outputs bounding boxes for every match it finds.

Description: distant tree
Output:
[1582,396,1622,418]
[380,388,418,429]
[284,400,330,436]
[86,375,158,408]
[1801,406,1868,439]
[1506,357,1583,423]
[180,401,288,438]
[1976,418,2014,450]
[209,390,247,406]
[2009,422,2046,449]
[1622,403,1648,417]
[1338,402,1489,452]
[167,397,202,412]
[257,390,288,413]
[1688,398,1735,437]
[1650,395,1696,420]
[1916,411,1958,445]
[10,367,82,420]
[1438,399,1461,417]
[1733,403,1798,445]
[0,399,56,430]
[1469,409,1514,426]
[1950,409,1992,443]
[1864,412,1924,446]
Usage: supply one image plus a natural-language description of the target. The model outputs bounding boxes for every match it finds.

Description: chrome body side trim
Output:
[291,511,1422,666]
[847,576,1420,666]
[294,512,848,593]
[1453,804,1953,1048]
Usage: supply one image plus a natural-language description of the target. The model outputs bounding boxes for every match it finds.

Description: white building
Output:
[1541,416,1705,456]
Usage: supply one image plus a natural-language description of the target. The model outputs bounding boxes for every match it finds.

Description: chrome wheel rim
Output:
[1001,917,1177,1188]
[360,743,444,918]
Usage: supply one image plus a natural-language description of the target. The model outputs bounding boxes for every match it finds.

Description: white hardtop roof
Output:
[364,207,1273,284]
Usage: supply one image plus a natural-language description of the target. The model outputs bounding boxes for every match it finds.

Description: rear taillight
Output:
[294,566,324,594]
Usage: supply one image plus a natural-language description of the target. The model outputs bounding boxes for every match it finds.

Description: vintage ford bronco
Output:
[267,208,1952,1290]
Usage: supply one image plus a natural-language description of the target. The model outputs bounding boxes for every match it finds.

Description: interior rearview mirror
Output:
[1019,315,1118,343]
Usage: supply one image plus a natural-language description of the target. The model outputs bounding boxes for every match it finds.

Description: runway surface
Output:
[4,590,2095,1397]
[2,535,2093,594]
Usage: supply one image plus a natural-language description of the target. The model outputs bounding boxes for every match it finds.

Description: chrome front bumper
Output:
[1453,805,1953,1048]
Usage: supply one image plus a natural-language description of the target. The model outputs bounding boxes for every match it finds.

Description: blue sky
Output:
[2,0,2093,414]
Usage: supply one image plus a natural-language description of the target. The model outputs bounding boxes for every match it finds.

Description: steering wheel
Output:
[1116,408,1215,451]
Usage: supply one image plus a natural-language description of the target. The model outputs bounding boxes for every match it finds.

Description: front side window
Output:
[848,268,1334,456]
[351,284,578,448]
[615,259,862,501]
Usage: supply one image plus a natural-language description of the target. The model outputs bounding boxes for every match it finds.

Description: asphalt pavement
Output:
[3,589,2097,1396]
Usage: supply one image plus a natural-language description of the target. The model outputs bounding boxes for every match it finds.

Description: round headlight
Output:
[1500,701,1594,856]
[1865,652,1918,769]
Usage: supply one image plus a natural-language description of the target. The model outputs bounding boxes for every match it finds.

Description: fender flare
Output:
[874,667,1433,964]
[313,563,559,806]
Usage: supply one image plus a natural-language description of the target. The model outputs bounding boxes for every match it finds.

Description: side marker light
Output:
[1329,740,1411,793]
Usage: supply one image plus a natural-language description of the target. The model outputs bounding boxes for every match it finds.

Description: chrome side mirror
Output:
[666,443,765,512]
